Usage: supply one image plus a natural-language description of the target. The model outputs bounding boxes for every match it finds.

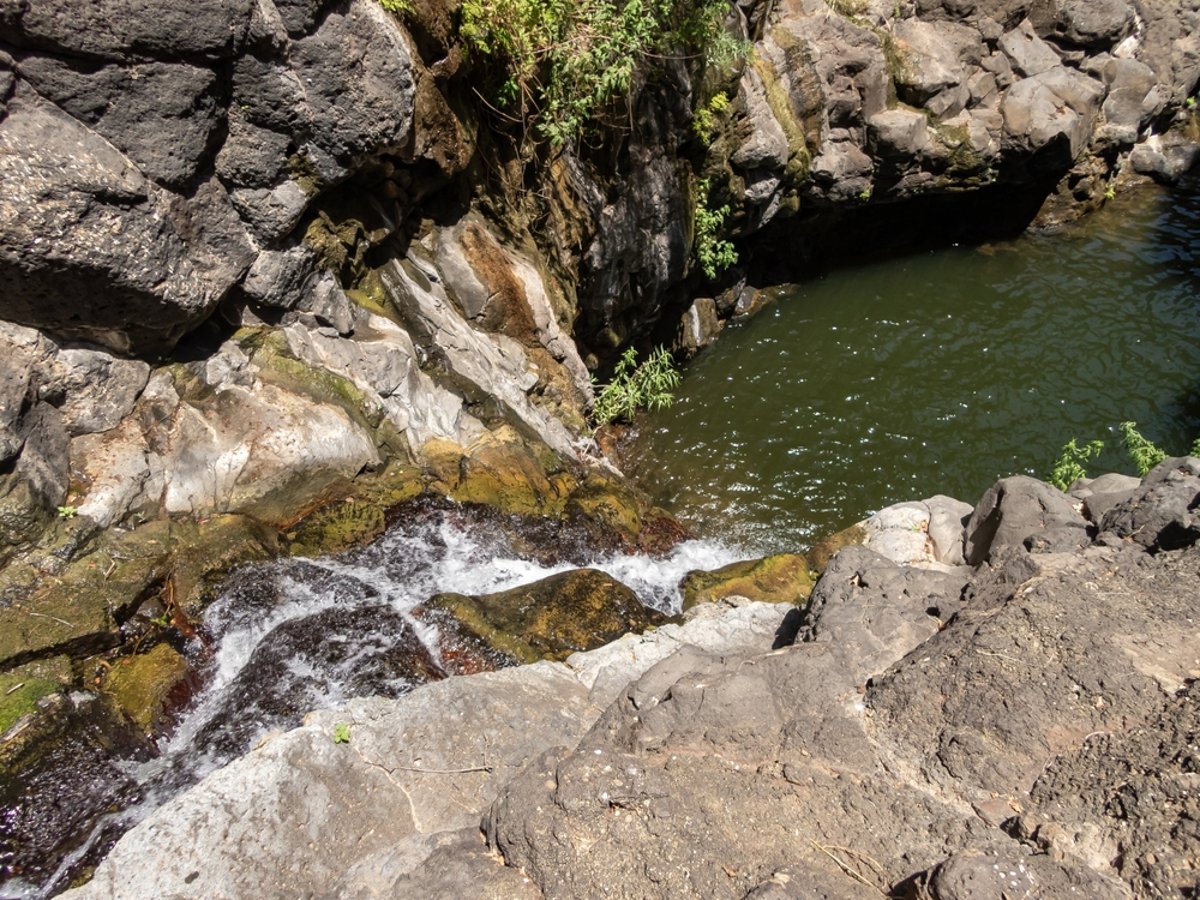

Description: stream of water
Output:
[8,502,741,898]
[627,183,1200,552]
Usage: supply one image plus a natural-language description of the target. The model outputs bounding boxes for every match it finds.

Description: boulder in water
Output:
[680,553,813,611]
[422,568,659,664]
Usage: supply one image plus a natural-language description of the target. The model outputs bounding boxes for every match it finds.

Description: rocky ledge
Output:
[67,457,1200,898]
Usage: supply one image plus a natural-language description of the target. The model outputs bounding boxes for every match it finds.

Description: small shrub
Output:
[694,178,737,279]
[1119,421,1166,476]
[1048,438,1105,491]
[461,0,743,146]
[591,346,681,425]
[377,0,411,13]
[333,722,351,744]
[57,505,77,519]
[692,90,730,139]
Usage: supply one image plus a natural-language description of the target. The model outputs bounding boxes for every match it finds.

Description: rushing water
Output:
[5,501,742,899]
[627,184,1200,552]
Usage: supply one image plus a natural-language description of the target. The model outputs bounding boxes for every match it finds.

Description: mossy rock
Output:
[681,553,815,612]
[345,267,402,323]
[564,475,648,546]
[0,475,57,566]
[423,568,659,664]
[807,522,868,573]
[249,331,385,437]
[101,643,191,735]
[0,521,173,669]
[284,464,426,557]
[0,657,72,738]
[435,428,575,518]
[168,515,280,615]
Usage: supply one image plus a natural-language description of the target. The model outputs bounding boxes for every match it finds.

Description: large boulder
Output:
[0,87,253,353]
[15,56,223,189]
[964,474,1090,564]
[1099,456,1200,551]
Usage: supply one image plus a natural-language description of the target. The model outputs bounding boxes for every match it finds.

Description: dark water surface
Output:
[628,184,1200,553]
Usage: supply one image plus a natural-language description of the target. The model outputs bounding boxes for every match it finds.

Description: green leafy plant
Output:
[56,505,77,519]
[1048,438,1105,491]
[377,0,411,12]
[1047,421,1193,489]
[1119,421,1167,476]
[591,346,681,424]
[694,178,737,279]
[461,0,743,146]
[333,722,351,744]
[692,90,730,139]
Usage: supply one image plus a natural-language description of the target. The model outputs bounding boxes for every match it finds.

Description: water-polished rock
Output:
[422,567,660,664]
[680,552,813,611]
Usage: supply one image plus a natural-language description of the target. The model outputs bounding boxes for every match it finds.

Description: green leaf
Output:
[1119,421,1166,476]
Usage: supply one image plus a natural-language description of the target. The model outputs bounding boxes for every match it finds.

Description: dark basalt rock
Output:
[964,474,1090,564]
[1100,456,1200,551]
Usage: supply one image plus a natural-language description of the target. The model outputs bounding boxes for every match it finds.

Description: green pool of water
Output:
[627,184,1200,554]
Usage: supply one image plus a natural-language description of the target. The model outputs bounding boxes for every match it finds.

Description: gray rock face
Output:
[0,87,253,353]
[67,600,791,899]
[1000,20,1062,77]
[0,0,256,61]
[1038,0,1135,50]
[798,545,963,688]
[964,474,1090,564]
[15,55,222,189]
[286,0,415,181]
[242,246,317,309]
[1100,456,1200,550]
[39,349,150,436]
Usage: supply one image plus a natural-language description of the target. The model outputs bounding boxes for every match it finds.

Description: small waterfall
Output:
[20,500,745,899]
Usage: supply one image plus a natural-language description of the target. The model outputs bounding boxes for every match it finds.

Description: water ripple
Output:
[628,183,1200,553]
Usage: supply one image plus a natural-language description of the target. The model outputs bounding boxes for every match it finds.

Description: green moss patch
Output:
[424,568,660,663]
[681,553,815,611]
[0,659,71,737]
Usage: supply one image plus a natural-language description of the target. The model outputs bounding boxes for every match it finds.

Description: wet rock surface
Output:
[63,461,1200,899]
[422,568,661,664]
[680,552,814,610]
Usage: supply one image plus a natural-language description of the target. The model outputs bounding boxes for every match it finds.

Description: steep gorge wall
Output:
[0,0,1197,565]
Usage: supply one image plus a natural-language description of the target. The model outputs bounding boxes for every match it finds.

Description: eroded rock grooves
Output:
[1,0,1199,894]
[67,459,1200,898]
